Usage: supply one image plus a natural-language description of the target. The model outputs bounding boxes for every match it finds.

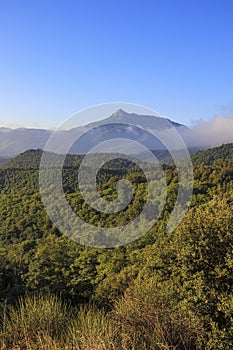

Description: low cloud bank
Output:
[183,116,233,147]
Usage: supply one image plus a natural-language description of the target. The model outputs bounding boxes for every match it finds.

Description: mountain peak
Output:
[115,108,125,113]
[112,108,129,119]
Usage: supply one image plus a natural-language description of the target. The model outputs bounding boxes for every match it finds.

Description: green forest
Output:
[0,144,233,349]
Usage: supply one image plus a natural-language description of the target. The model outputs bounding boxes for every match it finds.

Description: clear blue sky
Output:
[1,0,233,128]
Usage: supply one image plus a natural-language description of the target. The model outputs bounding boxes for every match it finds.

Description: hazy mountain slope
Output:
[0,127,51,156]
[0,155,12,164]
[0,110,188,156]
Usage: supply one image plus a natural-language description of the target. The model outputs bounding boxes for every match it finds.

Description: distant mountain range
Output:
[0,127,51,156]
[0,109,191,156]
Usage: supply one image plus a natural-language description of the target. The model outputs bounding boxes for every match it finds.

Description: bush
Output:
[112,276,204,350]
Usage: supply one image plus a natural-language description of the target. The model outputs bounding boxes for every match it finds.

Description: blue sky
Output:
[0,0,233,128]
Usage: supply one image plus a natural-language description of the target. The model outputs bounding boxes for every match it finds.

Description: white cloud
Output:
[183,115,233,147]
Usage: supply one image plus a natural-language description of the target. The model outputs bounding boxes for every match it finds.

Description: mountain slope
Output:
[191,143,233,166]
[0,110,188,156]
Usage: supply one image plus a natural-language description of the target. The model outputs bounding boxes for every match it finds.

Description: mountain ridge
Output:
[0,109,188,156]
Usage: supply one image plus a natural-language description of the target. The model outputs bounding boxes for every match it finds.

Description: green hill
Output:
[191,143,233,165]
[0,144,233,348]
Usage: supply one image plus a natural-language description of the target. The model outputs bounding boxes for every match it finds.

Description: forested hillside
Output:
[0,145,233,349]
[191,143,233,165]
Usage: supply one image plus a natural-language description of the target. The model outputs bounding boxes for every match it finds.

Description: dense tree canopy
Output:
[0,145,233,348]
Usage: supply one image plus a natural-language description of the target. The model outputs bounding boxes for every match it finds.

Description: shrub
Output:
[112,276,204,350]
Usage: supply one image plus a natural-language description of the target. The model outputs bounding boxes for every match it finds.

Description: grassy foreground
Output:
[0,289,203,350]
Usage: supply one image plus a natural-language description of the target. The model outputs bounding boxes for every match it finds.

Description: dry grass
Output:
[0,289,204,350]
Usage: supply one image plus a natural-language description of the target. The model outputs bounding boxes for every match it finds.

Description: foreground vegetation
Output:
[0,145,233,349]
